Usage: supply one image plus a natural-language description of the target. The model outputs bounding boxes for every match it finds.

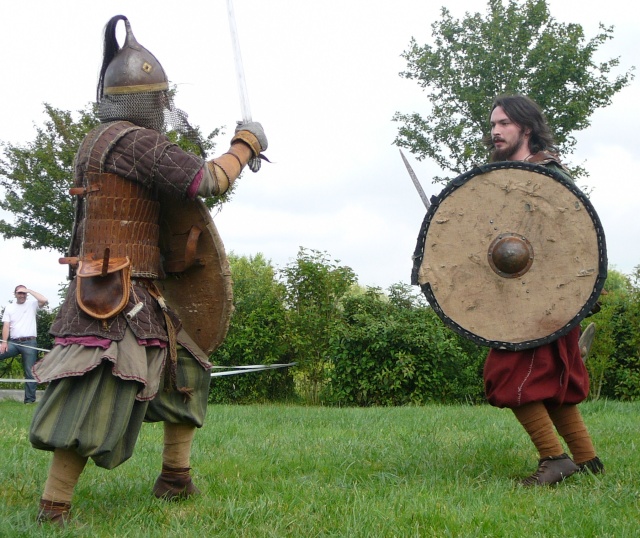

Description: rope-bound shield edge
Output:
[411,161,608,351]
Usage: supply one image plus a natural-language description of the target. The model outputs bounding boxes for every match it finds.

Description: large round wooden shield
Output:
[411,161,607,350]
[156,196,233,355]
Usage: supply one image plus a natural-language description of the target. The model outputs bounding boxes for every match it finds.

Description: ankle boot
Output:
[520,453,579,487]
[37,498,71,526]
[579,456,605,474]
[153,466,200,501]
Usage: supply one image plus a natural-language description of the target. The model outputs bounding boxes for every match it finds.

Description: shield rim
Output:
[411,161,607,350]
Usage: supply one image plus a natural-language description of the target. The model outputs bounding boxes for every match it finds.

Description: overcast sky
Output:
[1,0,637,308]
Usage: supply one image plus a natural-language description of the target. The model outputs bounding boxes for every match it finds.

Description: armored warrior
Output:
[30,15,267,525]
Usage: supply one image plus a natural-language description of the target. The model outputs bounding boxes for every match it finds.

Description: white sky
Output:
[0,0,638,308]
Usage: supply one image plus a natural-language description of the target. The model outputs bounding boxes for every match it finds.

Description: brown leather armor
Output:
[55,119,230,352]
[80,172,162,278]
[70,122,165,278]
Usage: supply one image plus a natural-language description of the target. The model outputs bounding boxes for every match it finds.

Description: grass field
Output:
[1,400,638,537]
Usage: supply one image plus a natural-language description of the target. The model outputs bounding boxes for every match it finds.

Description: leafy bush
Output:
[325,286,485,406]
[585,267,640,401]
[209,253,296,403]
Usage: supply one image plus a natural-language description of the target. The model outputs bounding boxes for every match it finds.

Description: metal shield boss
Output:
[411,162,607,350]
[156,196,234,355]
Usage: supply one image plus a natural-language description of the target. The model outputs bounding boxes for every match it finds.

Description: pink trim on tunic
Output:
[38,329,167,401]
[186,167,204,199]
[55,335,167,348]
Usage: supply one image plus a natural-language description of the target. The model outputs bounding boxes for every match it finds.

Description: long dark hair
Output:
[483,94,558,155]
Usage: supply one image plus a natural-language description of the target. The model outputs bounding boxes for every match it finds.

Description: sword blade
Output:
[399,149,430,210]
[227,0,252,122]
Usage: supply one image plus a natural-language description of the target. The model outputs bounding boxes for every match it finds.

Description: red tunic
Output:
[483,326,589,408]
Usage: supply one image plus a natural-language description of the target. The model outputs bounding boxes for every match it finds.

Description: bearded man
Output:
[482,94,604,486]
[30,15,267,525]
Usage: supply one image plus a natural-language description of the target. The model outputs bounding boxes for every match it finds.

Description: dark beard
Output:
[490,132,526,162]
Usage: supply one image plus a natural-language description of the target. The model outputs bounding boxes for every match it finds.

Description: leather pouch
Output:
[76,256,131,319]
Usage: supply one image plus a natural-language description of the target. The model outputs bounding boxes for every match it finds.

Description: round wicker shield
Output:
[156,196,233,355]
[411,161,607,350]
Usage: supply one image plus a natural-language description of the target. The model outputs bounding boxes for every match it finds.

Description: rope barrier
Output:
[0,339,49,353]
[210,363,296,377]
[0,363,297,384]
[0,378,39,384]
[1,338,296,385]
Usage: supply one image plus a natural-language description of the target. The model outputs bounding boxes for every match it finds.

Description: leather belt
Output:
[10,336,36,342]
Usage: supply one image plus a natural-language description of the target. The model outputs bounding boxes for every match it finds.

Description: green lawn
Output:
[1,400,638,537]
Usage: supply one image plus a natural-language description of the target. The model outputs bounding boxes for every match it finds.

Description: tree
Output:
[210,253,294,403]
[0,98,225,253]
[584,292,618,400]
[0,104,98,252]
[387,281,428,309]
[393,0,634,182]
[279,248,357,403]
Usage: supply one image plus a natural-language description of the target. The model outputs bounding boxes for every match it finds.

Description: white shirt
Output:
[2,297,39,339]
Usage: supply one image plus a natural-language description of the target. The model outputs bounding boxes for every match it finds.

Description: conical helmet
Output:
[95,15,202,152]
[100,15,168,96]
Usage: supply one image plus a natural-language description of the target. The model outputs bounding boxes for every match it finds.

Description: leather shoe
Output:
[37,499,71,526]
[520,453,579,487]
[153,466,200,501]
[579,456,605,474]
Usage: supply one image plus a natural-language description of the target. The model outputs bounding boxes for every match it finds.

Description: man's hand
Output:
[19,287,48,307]
[231,121,268,173]
[234,121,268,153]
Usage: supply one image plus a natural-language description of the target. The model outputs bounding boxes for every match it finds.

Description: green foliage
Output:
[585,267,640,401]
[36,307,56,353]
[210,253,295,403]
[584,298,617,400]
[0,104,98,252]
[326,285,486,406]
[279,248,357,403]
[609,267,640,401]
[394,0,634,182]
[0,99,226,252]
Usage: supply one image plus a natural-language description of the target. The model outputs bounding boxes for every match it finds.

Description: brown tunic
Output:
[39,121,212,396]
[52,121,204,343]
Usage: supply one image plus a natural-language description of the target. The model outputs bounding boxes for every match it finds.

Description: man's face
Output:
[14,288,27,304]
[490,106,528,161]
